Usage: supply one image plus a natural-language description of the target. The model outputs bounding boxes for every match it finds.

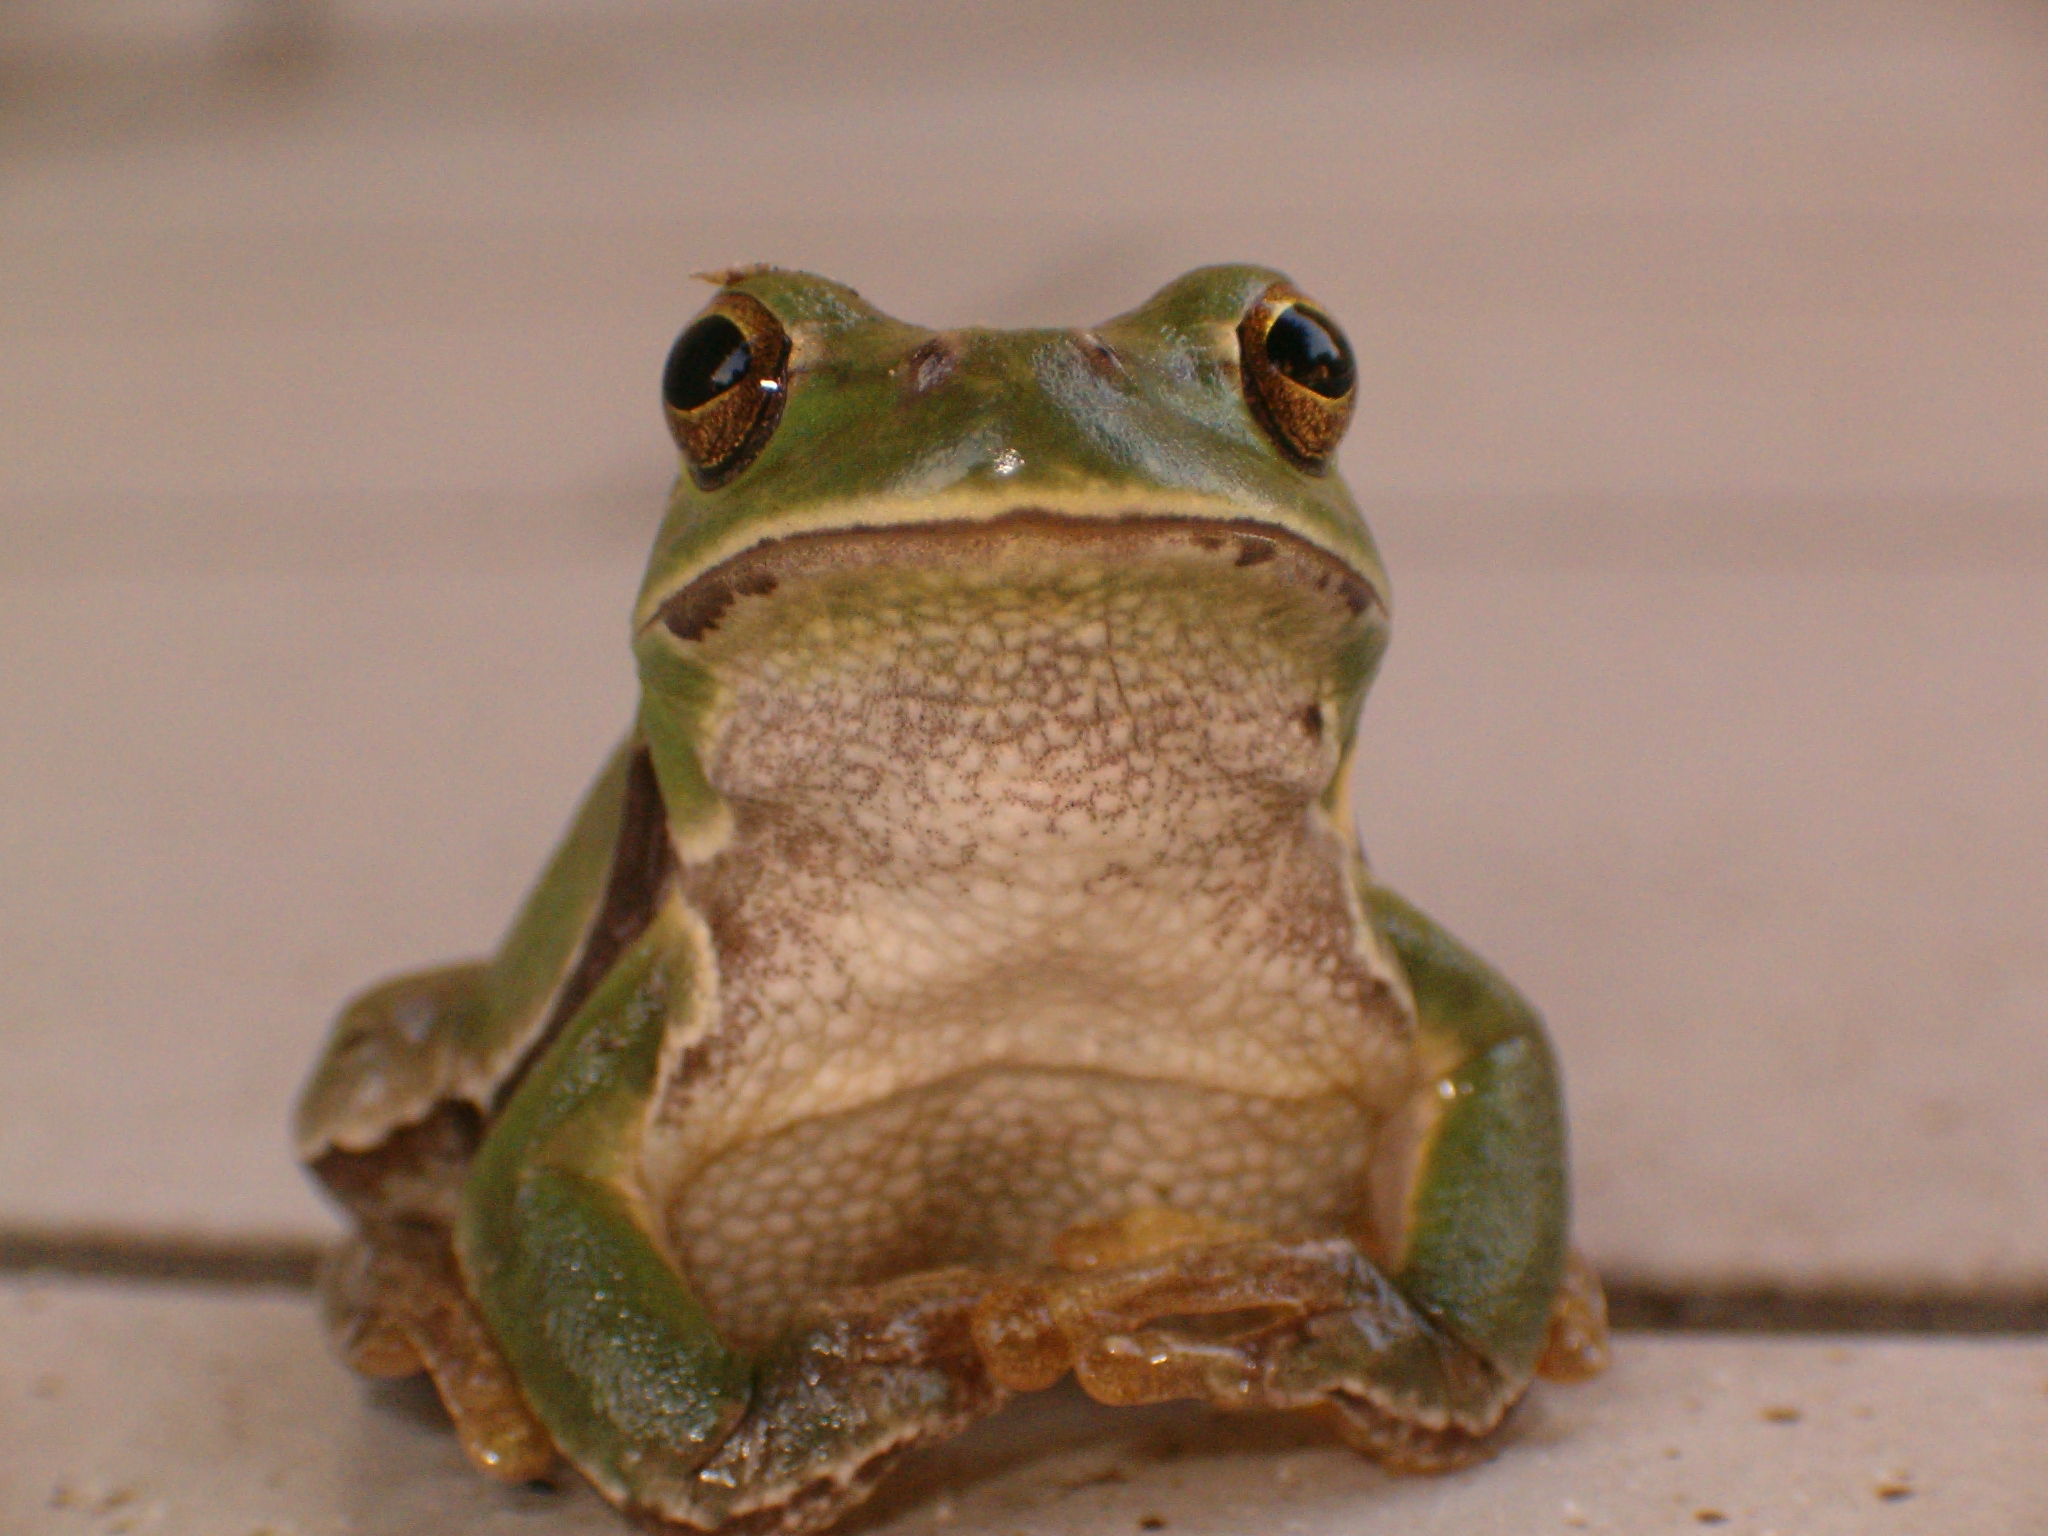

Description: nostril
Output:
[1075,330,1126,381]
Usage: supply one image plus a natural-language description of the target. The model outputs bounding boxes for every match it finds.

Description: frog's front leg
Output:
[689,1270,1010,1532]
[1281,880,1608,1465]
[1280,881,1606,1465]
[976,881,1606,1472]
[458,896,1006,1534]
[975,1232,1516,1469]
[323,1217,558,1481]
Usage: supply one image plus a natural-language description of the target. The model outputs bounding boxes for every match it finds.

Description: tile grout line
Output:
[4,1227,2047,1334]
[1601,1277,2048,1336]
[0,1227,322,1290]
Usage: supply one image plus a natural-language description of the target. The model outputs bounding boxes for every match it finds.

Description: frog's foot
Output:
[645,1269,1010,1536]
[1536,1248,1611,1382]
[971,1232,1519,1474]
[322,1221,556,1483]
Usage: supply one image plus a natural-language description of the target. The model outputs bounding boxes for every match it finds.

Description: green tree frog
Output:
[296,266,1608,1534]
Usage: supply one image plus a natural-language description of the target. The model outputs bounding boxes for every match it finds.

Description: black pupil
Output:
[664,315,752,412]
[1265,306,1354,399]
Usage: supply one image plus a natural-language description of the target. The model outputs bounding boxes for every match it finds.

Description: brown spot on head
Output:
[1301,703,1323,741]
[1235,538,1277,567]
[902,335,961,396]
[691,263,789,287]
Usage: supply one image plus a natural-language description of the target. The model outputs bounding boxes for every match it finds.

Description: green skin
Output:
[297,266,1592,1532]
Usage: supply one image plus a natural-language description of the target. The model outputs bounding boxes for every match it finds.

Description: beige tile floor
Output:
[9,1278,2048,1536]
[5,0,2047,1529]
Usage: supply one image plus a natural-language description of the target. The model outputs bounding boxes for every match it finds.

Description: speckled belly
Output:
[639,517,1415,1351]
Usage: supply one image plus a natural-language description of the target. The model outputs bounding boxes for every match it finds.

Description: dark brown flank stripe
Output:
[488,746,679,1116]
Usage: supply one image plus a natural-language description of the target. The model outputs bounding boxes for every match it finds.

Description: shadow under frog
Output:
[296,265,1610,1535]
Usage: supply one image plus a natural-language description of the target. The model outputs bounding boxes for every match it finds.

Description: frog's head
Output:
[631,267,1393,858]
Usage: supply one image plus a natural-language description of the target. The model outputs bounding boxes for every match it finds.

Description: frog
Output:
[295,264,1609,1534]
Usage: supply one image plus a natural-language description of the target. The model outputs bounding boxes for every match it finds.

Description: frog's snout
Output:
[901,327,1123,400]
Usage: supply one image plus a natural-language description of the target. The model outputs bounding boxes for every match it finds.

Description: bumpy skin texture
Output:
[296,266,1607,1533]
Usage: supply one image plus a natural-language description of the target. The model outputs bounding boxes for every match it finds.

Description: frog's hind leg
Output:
[1319,881,1608,1465]
[303,969,557,1483]
[323,1218,557,1482]
[1537,1247,1612,1383]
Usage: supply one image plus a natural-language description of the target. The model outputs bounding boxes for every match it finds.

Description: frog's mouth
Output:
[650,508,1383,646]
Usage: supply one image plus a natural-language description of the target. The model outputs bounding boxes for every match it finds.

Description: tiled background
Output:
[5,1,2045,1530]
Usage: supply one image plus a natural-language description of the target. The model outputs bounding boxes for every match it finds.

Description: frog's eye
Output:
[663,293,791,488]
[1237,287,1357,469]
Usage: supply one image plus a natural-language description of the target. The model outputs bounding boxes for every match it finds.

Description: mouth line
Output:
[651,507,1383,647]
